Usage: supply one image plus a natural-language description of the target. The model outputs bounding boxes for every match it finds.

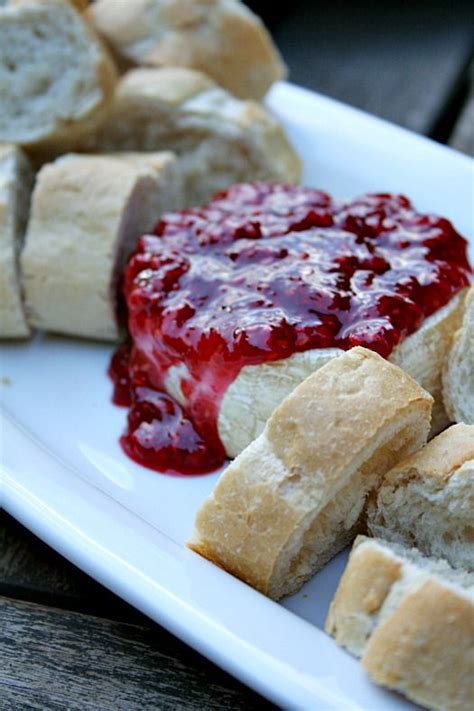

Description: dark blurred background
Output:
[247,0,473,146]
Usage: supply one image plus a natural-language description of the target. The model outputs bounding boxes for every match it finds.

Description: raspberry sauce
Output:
[110,183,471,475]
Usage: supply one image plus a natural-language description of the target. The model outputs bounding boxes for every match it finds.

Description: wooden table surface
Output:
[1,2,473,708]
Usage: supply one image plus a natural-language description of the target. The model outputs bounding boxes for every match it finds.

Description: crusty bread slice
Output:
[363,579,474,711]
[78,66,301,205]
[165,288,466,459]
[443,285,474,425]
[0,0,117,157]
[326,536,474,711]
[87,0,286,100]
[188,347,433,599]
[0,144,33,338]
[21,152,182,340]
[367,423,474,571]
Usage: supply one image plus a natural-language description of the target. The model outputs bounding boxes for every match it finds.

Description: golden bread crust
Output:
[78,66,301,204]
[374,422,474,487]
[87,0,286,99]
[325,539,402,655]
[189,348,432,599]
[362,579,474,711]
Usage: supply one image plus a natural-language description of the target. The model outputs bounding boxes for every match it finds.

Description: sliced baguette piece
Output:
[326,537,474,656]
[367,423,474,571]
[0,144,33,338]
[87,0,286,100]
[326,536,474,711]
[78,66,301,205]
[188,347,433,599]
[21,152,182,340]
[443,285,474,425]
[363,579,474,711]
[0,0,117,157]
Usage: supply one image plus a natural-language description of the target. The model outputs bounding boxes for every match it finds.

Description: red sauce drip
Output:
[109,342,132,406]
[120,387,225,475]
[110,183,471,475]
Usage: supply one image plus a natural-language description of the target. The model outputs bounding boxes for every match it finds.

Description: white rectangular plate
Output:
[1,82,473,709]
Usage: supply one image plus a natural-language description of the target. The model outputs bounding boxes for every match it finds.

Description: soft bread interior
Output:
[368,423,474,571]
[0,0,116,149]
[369,461,474,571]
[189,348,433,599]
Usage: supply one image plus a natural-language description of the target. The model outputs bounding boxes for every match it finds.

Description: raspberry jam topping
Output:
[110,183,471,475]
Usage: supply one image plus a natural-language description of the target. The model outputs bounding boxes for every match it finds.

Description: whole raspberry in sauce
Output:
[110,183,471,475]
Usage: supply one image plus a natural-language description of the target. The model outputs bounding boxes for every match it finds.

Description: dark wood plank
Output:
[0,513,272,707]
[0,510,146,623]
[0,596,273,710]
[270,0,473,137]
